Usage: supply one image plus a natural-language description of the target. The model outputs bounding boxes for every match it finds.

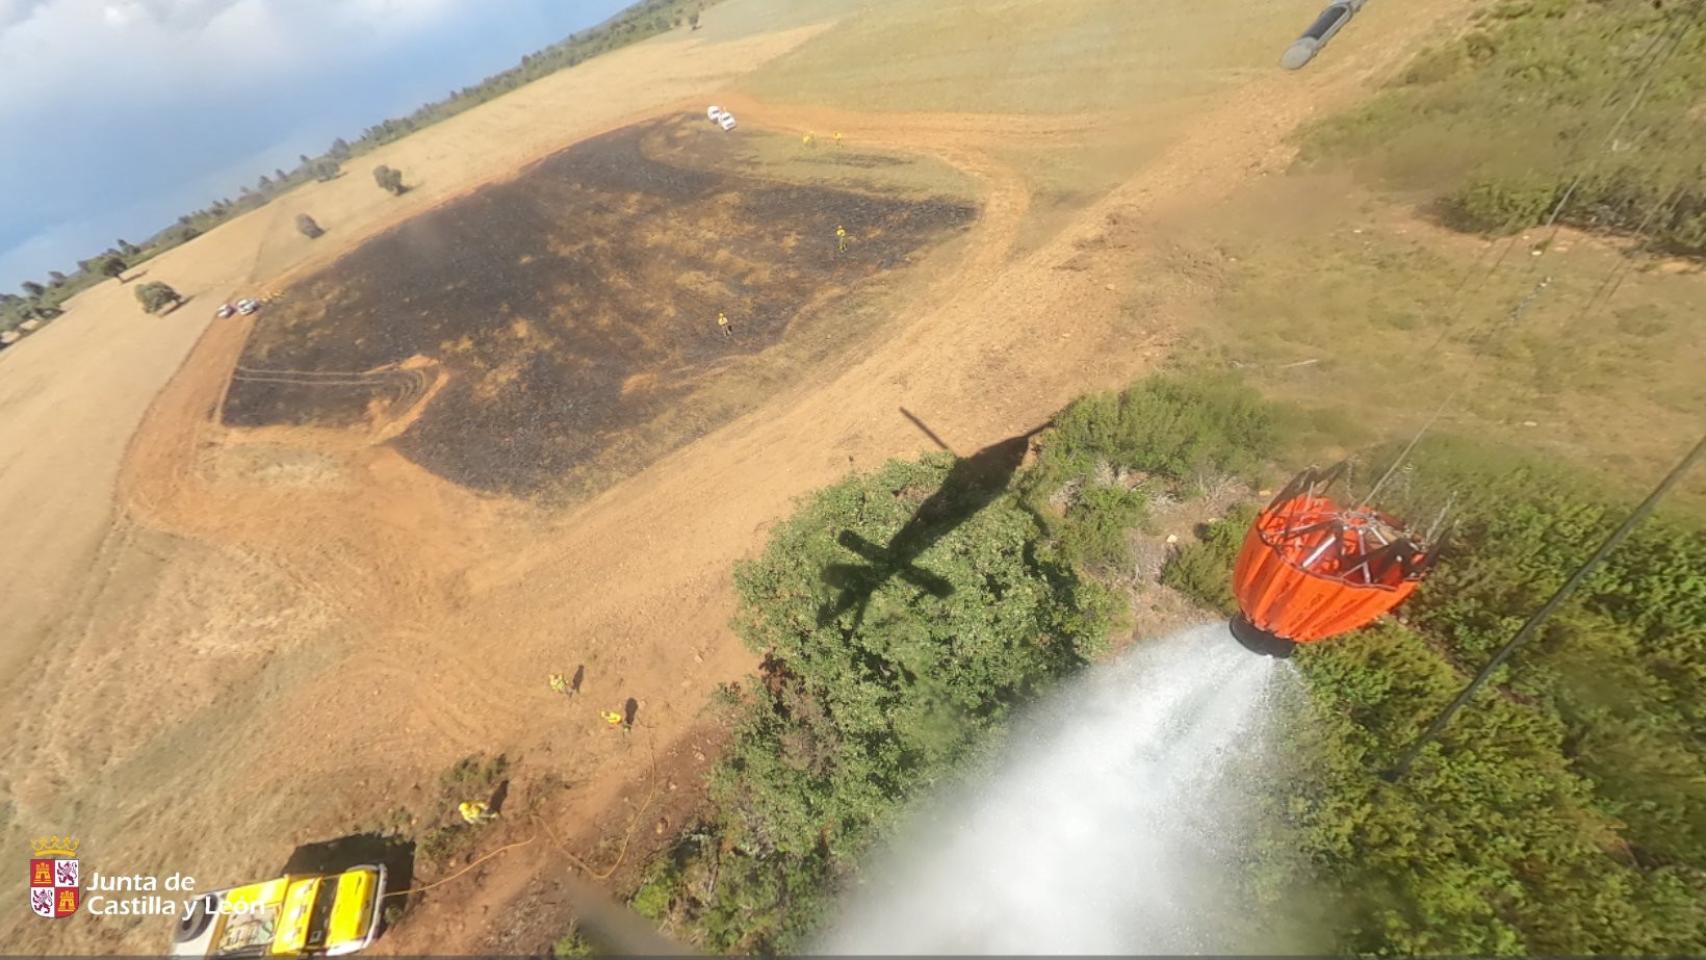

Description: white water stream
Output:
[818,623,1294,954]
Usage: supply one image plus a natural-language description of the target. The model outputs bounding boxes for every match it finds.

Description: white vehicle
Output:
[216,303,236,319]
[706,105,725,122]
[718,113,737,131]
[236,298,261,316]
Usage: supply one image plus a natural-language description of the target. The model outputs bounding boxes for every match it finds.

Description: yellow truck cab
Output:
[169,865,386,958]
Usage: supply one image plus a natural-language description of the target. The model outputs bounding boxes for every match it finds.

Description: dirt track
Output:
[0,2,1475,953]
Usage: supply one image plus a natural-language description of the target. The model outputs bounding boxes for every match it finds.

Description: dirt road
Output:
[0,1,1471,953]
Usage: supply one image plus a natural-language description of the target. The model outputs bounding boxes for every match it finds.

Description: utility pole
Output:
[1384,429,1706,782]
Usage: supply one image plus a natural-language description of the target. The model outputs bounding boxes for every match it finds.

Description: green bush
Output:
[1159,504,1257,615]
[551,926,595,957]
[133,281,181,314]
[417,823,477,864]
[1381,436,1706,869]
[441,752,508,793]
[633,454,1117,952]
[1027,371,1279,496]
[1260,626,1705,955]
[1442,173,1561,233]
[1022,371,1279,577]
[1056,483,1149,571]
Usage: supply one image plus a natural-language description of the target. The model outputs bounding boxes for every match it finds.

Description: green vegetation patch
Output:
[1027,372,1279,492]
[1300,0,1706,253]
[1021,372,1278,570]
[632,454,1118,952]
[1266,623,1702,955]
[1157,502,1256,614]
[1165,431,1706,954]
[623,368,1703,956]
[626,373,1276,951]
[1382,436,1706,870]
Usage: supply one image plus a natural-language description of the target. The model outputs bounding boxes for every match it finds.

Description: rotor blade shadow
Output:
[817,411,1052,630]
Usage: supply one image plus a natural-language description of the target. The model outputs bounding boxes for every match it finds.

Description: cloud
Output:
[0,0,462,121]
[0,0,624,287]
[0,0,469,285]
[0,0,49,28]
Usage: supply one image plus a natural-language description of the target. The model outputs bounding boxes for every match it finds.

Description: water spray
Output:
[817,624,1294,954]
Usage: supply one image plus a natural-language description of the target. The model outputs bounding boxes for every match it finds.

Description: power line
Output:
[1358,1,1702,507]
[1567,178,1685,326]
[1384,428,1706,782]
[1359,274,1552,508]
[1422,0,1700,357]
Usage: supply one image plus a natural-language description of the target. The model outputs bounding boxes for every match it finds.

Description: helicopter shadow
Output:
[819,408,1050,631]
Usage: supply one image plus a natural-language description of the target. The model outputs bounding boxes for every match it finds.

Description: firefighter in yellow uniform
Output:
[836,224,849,255]
[802,132,815,148]
[833,131,843,147]
[458,801,498,824]
[717,312,731,337]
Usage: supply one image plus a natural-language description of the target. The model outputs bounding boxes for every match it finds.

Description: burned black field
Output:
[223,119,976,496]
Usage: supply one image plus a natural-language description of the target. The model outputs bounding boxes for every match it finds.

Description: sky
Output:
[0,0,632,291]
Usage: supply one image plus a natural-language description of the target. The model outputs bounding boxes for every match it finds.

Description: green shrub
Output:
[1259,626,1706,955]
[133,281,182,314]
[551,925,595,957]
[633,454,1117,952]
[1442,174,1560,233]
[1382,436,1706,868]
[441,752,508,793]
[1159,504,1257,614]
[628,867,677,921]
[1022,371,1280,578]
[417,823,476,864]
[1057,483,1149,571]
[1028,371,1279,497]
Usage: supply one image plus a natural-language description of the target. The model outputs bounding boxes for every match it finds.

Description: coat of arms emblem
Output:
[29,836,80,919]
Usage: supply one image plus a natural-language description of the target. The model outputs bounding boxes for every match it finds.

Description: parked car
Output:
[718,113,737,131]
[236,298,261,316]
[707,105,725,122]
[216,303,236,319]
